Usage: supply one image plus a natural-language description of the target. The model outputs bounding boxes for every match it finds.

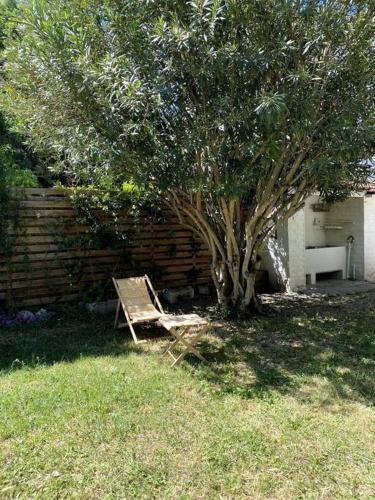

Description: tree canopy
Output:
[0,0,39,188]
[2,0,375,311]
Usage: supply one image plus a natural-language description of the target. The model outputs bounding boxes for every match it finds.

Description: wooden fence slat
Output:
[0,251,211,272]
[0,244,209,264]
[18,200,73,209]
[1,188,269,307]
[11,294,81,308]
[2,259,212,284]
[7,238,205,255]
[1,256,211,280]
[6,222,192,237]
[10,187,67,196]
[10,230,197,246]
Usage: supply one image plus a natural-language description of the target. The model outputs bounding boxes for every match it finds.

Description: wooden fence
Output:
[0,188,268,308]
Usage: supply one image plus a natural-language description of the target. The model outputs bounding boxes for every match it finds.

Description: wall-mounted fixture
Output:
[323,225,343,230]
[311,203,330,212]
[347,235,355,280]
[313,218,353,230]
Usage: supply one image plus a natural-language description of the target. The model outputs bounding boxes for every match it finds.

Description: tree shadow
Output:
[186,297,375,408]
[0,311,168,373]
[1,295,374,410]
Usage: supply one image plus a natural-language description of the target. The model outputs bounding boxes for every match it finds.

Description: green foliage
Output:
[0,145,38,188]
[44,186,165,302]
[0,111,38,291]
[67,187,135,247]
[1,0,375,308]
[2,0,374,198]
[44,187,138,301]
[0,1,39,189]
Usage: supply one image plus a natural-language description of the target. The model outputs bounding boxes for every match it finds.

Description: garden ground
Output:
[1,292,374,498]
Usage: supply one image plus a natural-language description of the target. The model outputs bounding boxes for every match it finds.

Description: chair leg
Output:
[168,326,209,367]
[128,321,140,343]
[163,327,189,355]
[171,341,207,367]
[171,350,189,367]
[114,299,121,329]
[177,337,208,364]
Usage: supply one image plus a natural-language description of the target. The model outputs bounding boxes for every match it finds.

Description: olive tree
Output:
[2,0,375,312]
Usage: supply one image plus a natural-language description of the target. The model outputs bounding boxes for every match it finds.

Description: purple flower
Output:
[0,308,55,328]
[0,313,15,326]
[16,310,36,323]
[0,316,15,327]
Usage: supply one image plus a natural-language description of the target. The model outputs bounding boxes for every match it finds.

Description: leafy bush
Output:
[0,144,38,188]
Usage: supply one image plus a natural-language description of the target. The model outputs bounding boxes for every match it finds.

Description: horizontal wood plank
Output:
[1,189,269,307]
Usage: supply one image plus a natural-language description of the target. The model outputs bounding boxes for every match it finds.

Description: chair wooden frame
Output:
[112,275,165,343]
[113,276,210,364]
[162,324,209,368]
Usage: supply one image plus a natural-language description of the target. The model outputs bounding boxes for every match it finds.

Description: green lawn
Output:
[1,294,375,498]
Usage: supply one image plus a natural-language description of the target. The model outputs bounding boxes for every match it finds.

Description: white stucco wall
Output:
[262,223,289,291]
[262,210,306,292]
[304,195,328,248]
[262,193,374,289]
[326,197,364,280]
[364,195,375,281]
[287,210,306,290]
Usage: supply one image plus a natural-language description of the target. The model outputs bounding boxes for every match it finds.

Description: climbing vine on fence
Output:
[0,181,22,309]
[47,186,150,301]
[1,183,208,307]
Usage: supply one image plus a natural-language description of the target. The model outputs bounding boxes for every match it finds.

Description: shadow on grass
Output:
[185,299,375,407]
[1,297,374,408]
[0,299,208,373]
[0,310,163,373]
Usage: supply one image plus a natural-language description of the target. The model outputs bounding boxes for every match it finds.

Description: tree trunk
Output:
[167,189,306,318]
[167,193,267,317]
[211,252,262,317]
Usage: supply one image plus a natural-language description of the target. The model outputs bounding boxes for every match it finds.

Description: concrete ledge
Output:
[303,279,375,297]
[85,299,117,314]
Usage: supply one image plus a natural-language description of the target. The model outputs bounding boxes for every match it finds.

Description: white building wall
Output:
[304,195,328,248]
[262,223,290,291]
[262,210,306,292]
[326,198,364,280]
[364,195,375,281]
[262,193,374,289]
[287,210,306,290]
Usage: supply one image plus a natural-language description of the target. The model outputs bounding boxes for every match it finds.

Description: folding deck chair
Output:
[112,275,165,343]
[112,275,209,366]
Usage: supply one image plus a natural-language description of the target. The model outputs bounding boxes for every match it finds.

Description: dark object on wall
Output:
[311,203,330,212]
